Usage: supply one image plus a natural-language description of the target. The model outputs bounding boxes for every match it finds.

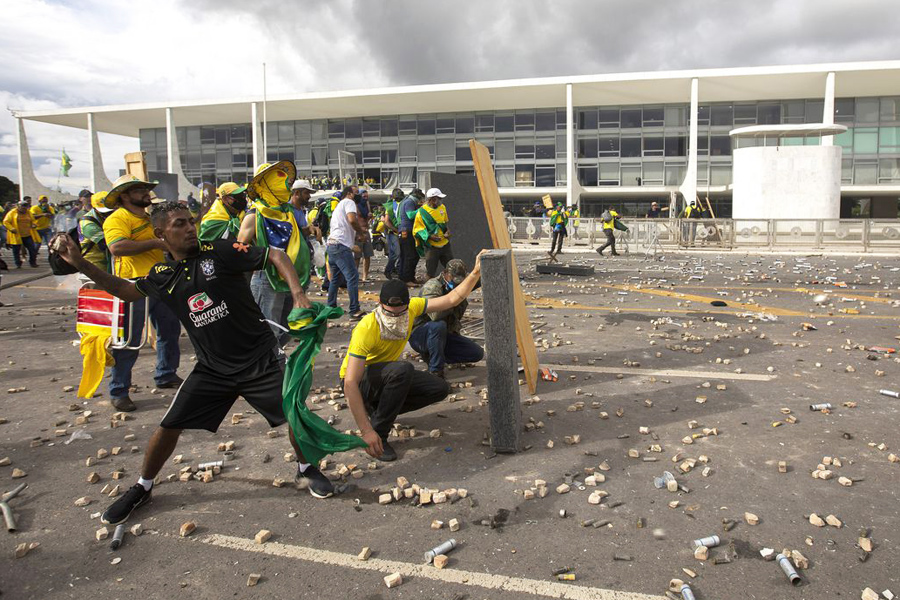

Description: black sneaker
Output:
[156,375,184,389]
[101,483,151,525]
[295,465,334,499]
[379,438,398,462]
[349,310,367,320]
[111,396,136,412]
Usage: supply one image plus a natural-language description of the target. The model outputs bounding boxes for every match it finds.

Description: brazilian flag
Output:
[61,149,72,177]
[198,198,243,242]
[253,200,310,291]
[283,304,367,465]
[412,203,449,257]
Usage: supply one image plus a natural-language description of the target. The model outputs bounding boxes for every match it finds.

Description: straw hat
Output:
[247,160,296,200]
[106,174,157,205]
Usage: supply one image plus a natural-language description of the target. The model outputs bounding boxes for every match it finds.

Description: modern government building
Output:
[14,60,900,219]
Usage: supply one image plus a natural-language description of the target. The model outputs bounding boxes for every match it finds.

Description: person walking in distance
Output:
[595,207,621,257]
[326,185,367,319]
[397,188,425,286]
[413,187,453,278]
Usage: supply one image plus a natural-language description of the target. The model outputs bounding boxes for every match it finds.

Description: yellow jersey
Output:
[339,297,428,379]
[103,207,164,278]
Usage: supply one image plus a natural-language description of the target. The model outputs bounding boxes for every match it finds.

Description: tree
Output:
[0,175,19,206]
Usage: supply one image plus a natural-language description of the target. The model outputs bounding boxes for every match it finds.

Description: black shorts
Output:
[160,347,287,432]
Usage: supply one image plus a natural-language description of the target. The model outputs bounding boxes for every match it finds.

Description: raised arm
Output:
[342,355,383,458]
[53,235,143,302]
[237,212,257,244]
[267,248,311,309]
[426,250,485,314]
[108,238,166,257]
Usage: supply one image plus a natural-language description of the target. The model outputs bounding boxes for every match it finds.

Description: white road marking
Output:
[200,534,666,600]
[549,364,775,381]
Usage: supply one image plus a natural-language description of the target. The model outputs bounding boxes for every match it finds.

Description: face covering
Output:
[374,305,409,341]
[230,196,248,213]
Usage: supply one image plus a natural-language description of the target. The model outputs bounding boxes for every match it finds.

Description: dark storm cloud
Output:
[186,0,899,89]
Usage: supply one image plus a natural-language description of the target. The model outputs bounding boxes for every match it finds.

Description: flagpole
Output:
[262,62,267,163]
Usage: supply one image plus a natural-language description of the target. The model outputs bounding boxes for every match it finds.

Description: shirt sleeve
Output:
[80,219,105,244]
[134,267,167,299]
[103,211,130,246]
[409,297,428,320]
[344,200,357,214]
[210,239,267,273]
[346,321,371,360]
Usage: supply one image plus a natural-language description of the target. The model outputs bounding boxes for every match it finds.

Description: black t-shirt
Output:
[647,208,661,218]
[135,240,277,374]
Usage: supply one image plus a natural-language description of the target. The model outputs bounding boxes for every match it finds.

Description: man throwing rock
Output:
[341,253,484,462]
[54,201,337,526]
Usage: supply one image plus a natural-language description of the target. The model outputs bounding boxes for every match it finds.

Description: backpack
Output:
[601,210,612,223]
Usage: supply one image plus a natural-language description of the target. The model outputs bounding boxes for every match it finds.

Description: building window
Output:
[853,128,878,154]
[854,161,877,184]
[399,119,417,135]
[381,119,399,137]
[495,115,514,133]
[476,114,494,133]
[880,98,900,123]
[598,162,619,185]
[436,118,455,134]
[621,137,641,158]
[665,136,687,156]
[577,109,598,130]
[643,107,664,127]
[709,136,732,156]
[880,126,900,150]
[621,109,642,128]
[598,136,619,157]
[595,108,617,129]
[362,120,380,138]
[535,140,555,160]
[515,112,535,131]
[328,122,344,139]
[834,99,855,123]
[643,136,664,156]
[578,138,598,158]
[578,166,598,186]
[734,104,757,124]
[417,118,436,136]
[856,98,879,124]
[664,106,687,128]
[879,158,900,183]
[455,117,475,134]
[535,166,555,187]
[535,112,555,131]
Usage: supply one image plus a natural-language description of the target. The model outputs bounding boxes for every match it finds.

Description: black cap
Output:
[78,189,92,198]
[379,279,410,307]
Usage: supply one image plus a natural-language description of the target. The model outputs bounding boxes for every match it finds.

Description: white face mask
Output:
[374,305,409,341]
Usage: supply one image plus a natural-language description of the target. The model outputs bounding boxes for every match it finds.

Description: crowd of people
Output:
[43,160,486,526]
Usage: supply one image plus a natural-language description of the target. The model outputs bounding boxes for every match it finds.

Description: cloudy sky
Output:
[1,0,897,194]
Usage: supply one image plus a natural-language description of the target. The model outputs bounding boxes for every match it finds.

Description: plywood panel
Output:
[469,139,539,395]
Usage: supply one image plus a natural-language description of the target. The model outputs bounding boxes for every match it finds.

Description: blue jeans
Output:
[109,297,181,399]
[327,243,360,313]
[37,228,53,248]
[384,232,400,277]
[408,320,484,373]
[251,271,292,346]
[11,238,38,267]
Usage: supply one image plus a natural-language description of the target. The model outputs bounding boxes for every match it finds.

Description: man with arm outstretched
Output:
[54,201,336,527]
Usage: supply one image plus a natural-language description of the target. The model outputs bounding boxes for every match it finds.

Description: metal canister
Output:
[776,553,802,586]
[680,583,696,600]
[692,535,720,548]
[557,573,575,581]
[879,389,900,399]
[198,460,223,469]
[809,403,832,411]
[424,539,457,564]
[109,523,127,550]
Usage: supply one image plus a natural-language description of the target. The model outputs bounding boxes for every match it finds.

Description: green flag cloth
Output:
[61,149,72,176]
[283,303,368,465]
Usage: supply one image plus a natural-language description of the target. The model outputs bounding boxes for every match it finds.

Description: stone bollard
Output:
[481,249,523,453]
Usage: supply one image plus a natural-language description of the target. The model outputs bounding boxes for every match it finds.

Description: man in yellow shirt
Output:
[30,195,57,253]
[102,174,182,411]
[3,199,39,268]
[341,253,483,462]
[413,188,453,278]
[595,208,621,257]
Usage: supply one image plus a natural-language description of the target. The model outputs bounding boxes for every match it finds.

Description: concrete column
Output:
[251,102,261,168]
[822,72,836,147]
[16,118,25,201]
[165,107,176,173]
[88,113,114,192]
[678,78,700,212]
[565,83,575,207]
[481,249,523,454]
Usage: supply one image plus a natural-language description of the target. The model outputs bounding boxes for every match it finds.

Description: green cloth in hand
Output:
[283,303,367,465]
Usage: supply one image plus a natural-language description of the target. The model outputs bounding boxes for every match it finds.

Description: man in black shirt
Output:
[53,202,336,525]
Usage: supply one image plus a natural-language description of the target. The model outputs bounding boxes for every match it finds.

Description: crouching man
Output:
[341,251,485,462]
[53,202,337,527]
[409,259,484,379]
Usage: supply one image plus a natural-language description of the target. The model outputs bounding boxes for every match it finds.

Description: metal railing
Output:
[506,217,900,252]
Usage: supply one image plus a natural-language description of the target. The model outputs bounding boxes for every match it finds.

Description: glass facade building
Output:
[138,96,900,196]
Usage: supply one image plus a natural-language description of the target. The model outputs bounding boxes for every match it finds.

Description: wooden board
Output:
[124,152,148,181]
[469,139,540,395]
[542,194,553,209]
